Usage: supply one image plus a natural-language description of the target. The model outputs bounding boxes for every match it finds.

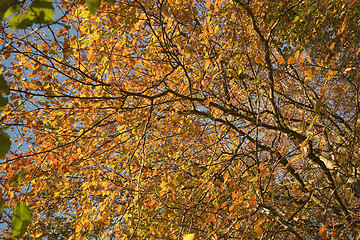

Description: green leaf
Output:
[86,0,101,14]
[9,13,32,29]
[11,202,32,236]
[0,198,5,212]
[0,76,10,95]
[28,0,54,24]
[10,169,27,186]
[0,130,11,158]
[0,0,20,19]
[4,4,21,18]
[0,95,7,110]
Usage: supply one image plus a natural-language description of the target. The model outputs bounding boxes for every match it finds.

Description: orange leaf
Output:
[249,195,256,208]
[255,56,265,64]
[7,32,14,39]
[329,42,335,50]
[287,57,296,65]
[255,225,263,237]
[205,0,211,8]
[319,225,327,240]
[278,55,285,64]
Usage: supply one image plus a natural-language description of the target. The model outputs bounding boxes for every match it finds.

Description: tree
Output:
[1,0,360,238]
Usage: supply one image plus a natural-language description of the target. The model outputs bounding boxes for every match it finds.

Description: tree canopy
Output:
[1,0,360,239]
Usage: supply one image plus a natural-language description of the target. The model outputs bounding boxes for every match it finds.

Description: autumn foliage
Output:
[1,0,360,239]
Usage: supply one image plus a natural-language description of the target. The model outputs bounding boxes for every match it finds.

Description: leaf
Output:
[0,76,9,94]
[205,0,211,8]
[204,58,211,69]
[86,0,101,14]
[319,225,327,240]
[287,57,296,65]
[10,169,27,186]
[294,50,300,59]
[4,3,21,18]
[255,224,263,237]
[319,218,329,240]
[249,195,256,208]
[183,233,195,240]
[308,115,319,130]
[277,55,285,64]
[255,55,265,64]
[0,0,20,19]
[229,203,236,212]
[0,198,5,212]
[329,42,335,50]
[28,0,54,24]
[9,13,32,29]
[11,202,32,236]
[0,130,11,158]
[2,0,360,238]
[0,95,7,110]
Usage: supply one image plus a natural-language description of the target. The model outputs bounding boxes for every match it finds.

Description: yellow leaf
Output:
[204,58,211,69]
[308,115,319,130]
[294,50,301,59]
[160,181,167,190]
[287,57,296,65]
[183,233,195,240]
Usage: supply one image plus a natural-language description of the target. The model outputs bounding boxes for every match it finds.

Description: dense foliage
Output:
[1,0,360,239]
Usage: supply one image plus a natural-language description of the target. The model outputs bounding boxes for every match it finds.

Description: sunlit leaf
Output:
[28,0,54,24]
[10,169,27,186]
[9,13,32,29]
[0,0,20,19]
[4,3,21,18]
[1,0,360,238]
[183,233,195,240]
[277,55,285,64]
[86,0,101,14]
[11,202,32,236]
[287,57,296,65]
